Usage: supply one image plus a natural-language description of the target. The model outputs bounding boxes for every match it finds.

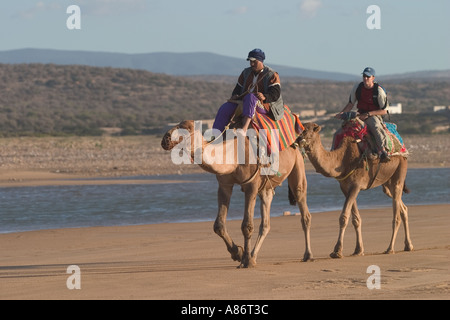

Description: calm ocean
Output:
[0,168,448,234]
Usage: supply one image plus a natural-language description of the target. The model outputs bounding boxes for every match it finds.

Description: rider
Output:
[336,67,390,162]
[212,49,284,133]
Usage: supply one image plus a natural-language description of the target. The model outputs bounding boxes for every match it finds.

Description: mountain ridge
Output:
[2,48,448,82]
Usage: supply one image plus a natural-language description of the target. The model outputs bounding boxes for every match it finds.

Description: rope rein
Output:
[335,167,357,181]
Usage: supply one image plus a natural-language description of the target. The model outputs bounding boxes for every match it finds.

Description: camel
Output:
[161,120,312,268]
[299,122,413,258]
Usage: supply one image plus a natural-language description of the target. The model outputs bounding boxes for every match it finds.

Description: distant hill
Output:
[0,48,358,81]
[0,63,232,136]
[0,63,448,137]
[2,48,448,82]
[383,69,450,81]
[2,48,449,82]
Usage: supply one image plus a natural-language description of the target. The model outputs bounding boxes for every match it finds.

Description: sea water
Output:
[0,168,448,234]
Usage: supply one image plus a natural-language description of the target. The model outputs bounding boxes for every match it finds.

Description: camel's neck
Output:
[305,135,358,178]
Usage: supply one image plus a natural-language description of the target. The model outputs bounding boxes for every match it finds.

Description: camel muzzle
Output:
[161,132,174,150]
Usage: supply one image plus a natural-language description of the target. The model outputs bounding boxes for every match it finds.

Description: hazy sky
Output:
[1,0,449,75]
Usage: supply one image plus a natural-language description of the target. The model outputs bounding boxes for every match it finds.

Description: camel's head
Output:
[161,120,195,151]
[299,122,321,143]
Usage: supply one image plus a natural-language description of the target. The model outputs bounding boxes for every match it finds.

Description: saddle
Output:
[226,101,304,155]
[332,115,408,158]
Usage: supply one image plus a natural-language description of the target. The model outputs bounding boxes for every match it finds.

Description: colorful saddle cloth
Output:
[251,105,304,154]
[332,119,408,157]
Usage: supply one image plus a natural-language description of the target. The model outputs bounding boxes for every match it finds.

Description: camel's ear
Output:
[313,123,321,133]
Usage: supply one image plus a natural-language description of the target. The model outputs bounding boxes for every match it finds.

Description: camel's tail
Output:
[403,184,410,194]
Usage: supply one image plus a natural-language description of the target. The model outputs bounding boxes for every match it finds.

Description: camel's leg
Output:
[385,198,401,254]
[213,183,243,262]
[288,171,313,262]
[351,202,364,256]
[400,200,413,251]
[239,184,258,268]
[250,187,273,263]
[331,186,360,258]
[383,177,413,253]
[385,179,406,254]
[386,196,413,254]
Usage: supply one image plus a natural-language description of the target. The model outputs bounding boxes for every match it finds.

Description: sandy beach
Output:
[0,204,448,300]
[0,135,449,301]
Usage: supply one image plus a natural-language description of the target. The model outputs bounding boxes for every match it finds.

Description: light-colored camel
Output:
[161,120,312,268]
[299,122,413,258]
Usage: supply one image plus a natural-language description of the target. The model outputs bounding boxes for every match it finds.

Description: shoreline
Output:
[0,203,448,300]
[0,169,202,188]
[2,201,447,236]
[0,162,448,188]
[0,134,448,188]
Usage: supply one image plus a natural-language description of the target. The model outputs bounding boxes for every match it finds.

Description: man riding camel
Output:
[213,49,284,133]
[336,67,391,162]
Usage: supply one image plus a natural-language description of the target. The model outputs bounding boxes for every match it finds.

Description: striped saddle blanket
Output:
[332,119,408,157]
[251,105,304,154]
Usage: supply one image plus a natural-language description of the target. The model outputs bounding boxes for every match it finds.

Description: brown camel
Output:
[299,122,413,258]
[161,120,312,268]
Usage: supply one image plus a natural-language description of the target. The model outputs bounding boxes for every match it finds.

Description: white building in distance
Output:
[433,106,450,112]
[388,103,402,114]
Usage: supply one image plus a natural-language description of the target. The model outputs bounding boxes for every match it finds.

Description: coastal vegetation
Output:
[0,63,448,137]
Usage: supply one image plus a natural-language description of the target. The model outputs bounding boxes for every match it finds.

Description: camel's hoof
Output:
[330,251,343,259]
[237,260,256,269]
[302,253,314,262]
[404,244,413,252]
[237,264,256,269]
[352,251,364,257]
[231,245,244,262]
[384,249,394,254]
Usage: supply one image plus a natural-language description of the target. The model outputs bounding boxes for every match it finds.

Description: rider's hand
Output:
[256,92,265,101]
[358,112,370,121]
